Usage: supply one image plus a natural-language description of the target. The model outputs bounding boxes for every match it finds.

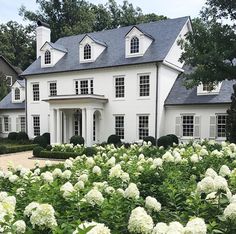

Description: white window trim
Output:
[113,75,125,100]
[48,81,57,96]
[113,114,125,140]
[32,82,40,103]
[42,49,54,67]
[3,115,10,133]
[74,78,94,95]
[19,115,26,132]
[137,73,151,99]
[137,114,150,140]
[32,115,40,137]
[197,82,222,95]
[80,43,95,63]
[216,113,227,140]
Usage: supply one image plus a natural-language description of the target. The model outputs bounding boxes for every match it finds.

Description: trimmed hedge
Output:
[8,132,18,141]
[17,132,29,141]
[37,151,80,159]
[167,134,179,145]
[33,146,44,157]
[83,147,97,156]
[42,132,50,145]
[0,144,37,155]
[33,136,48,148]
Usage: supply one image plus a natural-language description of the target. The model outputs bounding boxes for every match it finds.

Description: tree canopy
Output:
[179,0,236,88]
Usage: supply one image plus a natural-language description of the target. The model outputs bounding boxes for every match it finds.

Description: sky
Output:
[0,0,207,25]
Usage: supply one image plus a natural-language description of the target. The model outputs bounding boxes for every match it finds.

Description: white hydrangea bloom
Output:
[78,174,88,182]
[84,188,104,206]
[9,174,19,183]
[34,168,41,176]
[190,154,200,163]
[45,160,52,167]
[128,207,154,234]
[116,188,125,196]
[41,171,54,183]
[62,170,72,179]
[106,157,116,167]
[92,166,102,175]
[74,181,85,190]
[13,220,26,233]
[74,221,111,234]
[24,202,40,217]
[205,192,218,204]
[124,183,140,200]
[16,188,25,197]
[184,217,207,234]
[109,164,123,178]
[153,158,163,168]
[219,165,231,177]
[167,221,184,233]
[52,168,63,178]
[145,196,161,212]
[105,186,115,194]
[85,157,95,168]
[120,172,130,182]
[20,168,31,177]
[224,203,236,221]
[197,177,215,194]
[29,204,57,229]
[230,194,236,203]
[60,182,75,198]
[214,175,228,191]
[205,168,217,178]
[162,152,174,163]
[152,222,168,234]
[199,148,208,156]
[64,159,73,168]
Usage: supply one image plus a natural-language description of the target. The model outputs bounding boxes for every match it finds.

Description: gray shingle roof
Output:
[17,79,25,87]
[22,16,189,76]
[43,42,68,53]
[0,92,25,110]
[80,35,107,47]
[165,75,236,105]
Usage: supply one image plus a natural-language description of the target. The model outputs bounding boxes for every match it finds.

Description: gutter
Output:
[163,60,184,72]
[155,63,159,144]
[25,77,28,135]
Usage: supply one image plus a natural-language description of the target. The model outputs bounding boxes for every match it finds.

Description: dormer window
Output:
[130,36,139,54]
[203,83,214,92]
[197,82,222,95]
[15,88,20,100]
[84,44,91,60]
[44,50,51,64]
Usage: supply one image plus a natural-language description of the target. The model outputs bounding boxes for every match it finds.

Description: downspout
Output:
[155,63,159,145]
[25,77,28,136]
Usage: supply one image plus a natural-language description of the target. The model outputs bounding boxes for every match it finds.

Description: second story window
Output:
[139,74,150,97]
[32,83,40,101]
[115,76,125,98]
[84,44,91,60]
[44,50,51,64]
[15,88,20,100]
[49,82,57,96]
[75,79,93,95]
[130,36,139,54]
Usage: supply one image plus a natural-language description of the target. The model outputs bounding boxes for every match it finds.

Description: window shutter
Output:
[16,117,20,132]
[0,117,2,133]
[209,116,216,139]
[175,116,182,137]
[194,116,201,138]
[8,117,11,132]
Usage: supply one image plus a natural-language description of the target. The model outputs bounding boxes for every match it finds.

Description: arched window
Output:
[44,50,51,64]
[15,88,20,100]
[130,36,139,54]
[84,44,91,60]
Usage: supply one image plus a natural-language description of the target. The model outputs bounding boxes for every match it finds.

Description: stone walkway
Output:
[0,151,63,171]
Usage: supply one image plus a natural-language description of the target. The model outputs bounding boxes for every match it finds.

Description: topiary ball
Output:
[166,134,179,145]
[42,132,50,145]
[107,134,121,145]
[157,135,173,149]
[8,132,18,141]
[143,136,156,146]
[17,132,29,141]
[33,136,47,148]
[70,135,85,146]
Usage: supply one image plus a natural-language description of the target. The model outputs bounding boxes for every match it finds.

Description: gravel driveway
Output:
[0,151,63,171]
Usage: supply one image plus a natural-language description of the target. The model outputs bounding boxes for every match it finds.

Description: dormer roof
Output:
[40,42,68,53]
[125,26,155,41]
[80,34,107,47]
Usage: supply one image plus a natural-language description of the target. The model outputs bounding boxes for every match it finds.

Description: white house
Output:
[21,17,232,145]
[0,80,26,138]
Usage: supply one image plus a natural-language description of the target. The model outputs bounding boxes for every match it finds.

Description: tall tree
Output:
[179,0,236,88]
[0,72,10,101]
[0,21,35,70]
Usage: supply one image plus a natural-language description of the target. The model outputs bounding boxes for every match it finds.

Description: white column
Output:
[56,109,61,143]
[86,108,94,146]
[82,108,86,140]
[68,112,73,140]
[63,111,67,143]
[50,109,56,144]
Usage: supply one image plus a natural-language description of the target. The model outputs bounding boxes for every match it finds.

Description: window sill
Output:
[137,96,150,100]
[31,101,40,104]
[113,98,126,101]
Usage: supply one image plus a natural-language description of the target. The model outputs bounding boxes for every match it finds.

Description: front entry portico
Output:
[43,94,107,146]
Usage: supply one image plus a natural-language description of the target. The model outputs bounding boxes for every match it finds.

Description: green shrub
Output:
[83,147,97,156]
[8,132,18,141]
[33,146,44,157]
[70,135,84,146]
[33,136,47,148]
[167,134,179,145]
[157,135,173,149]
[46,145,52,151]
[3,144,37,154]
[42,132,50,145]
[107,134,121,145]
[0,145,7,154]
[38,151,79,159]
[143,136,156,146]
[17,132,29,142]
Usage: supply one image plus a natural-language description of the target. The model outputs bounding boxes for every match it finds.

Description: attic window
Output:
[15,88,20,100]
[44,50,51,64]
[84,44,91,60]
[203,83,214,92]
[130,36,139,54]
[197,82,222,95]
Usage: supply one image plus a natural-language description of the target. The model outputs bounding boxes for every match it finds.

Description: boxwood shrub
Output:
[70,135,85,146]
[167,134,179,145]
[107,134,121,145]
[83,147,97,156]
[143,136,156,146]
[33,146,44,157]
[0,145,7,154]
[33,136,48,148]
[38,151,80,159]
[157,135,173,149]
[17,132,29,142]
[8,132,18,141]
[0,144,37,155]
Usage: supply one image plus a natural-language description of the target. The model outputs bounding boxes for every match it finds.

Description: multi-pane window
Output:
[44,50,51,64]
[138,115,149,139]
[203,83,214,92]
[84,44,91,60]
[75,79,93,95]
[15,88,20,100]
[0,117,2,133]
[130,36,139,53]
[115,77,125,98]
[33,116,40,136]
[115,116,124,139]
[139,75,150,97]
[49,82,57,96]
[20,116,26,132]
[32,83,40,101]
[182,115,194,137]
[4,116,9,132]
[217,115,227,138]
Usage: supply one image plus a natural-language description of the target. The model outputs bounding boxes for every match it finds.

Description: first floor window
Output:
[49,82,57,96]
[217,114,227,138]
[182,115,194,137]
[33,116,40,136]
[115,76,125,98]
[32,83,40,101]
[115,115,124,139]
[0,117,2,133]
[138,115,149,139]
[20,116,26,132]
[139,75,150,97]
[75,79,93,95]
[4,116,9,132]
